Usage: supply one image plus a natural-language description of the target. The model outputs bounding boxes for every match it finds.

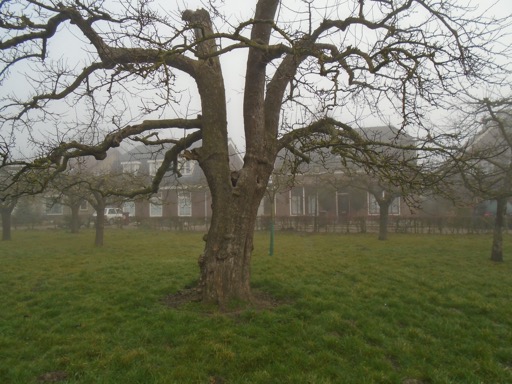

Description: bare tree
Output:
[334,125,418,240]
[452,98,512,261]
[0,0,510,305]
[0,192,17,241]
[80,149,134,246]
[49,162,92,234]
[0,164,39,240]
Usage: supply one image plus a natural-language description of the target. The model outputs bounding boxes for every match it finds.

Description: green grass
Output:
[1,229,512,383]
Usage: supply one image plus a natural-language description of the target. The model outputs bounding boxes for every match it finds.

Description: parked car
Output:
[92,207,125,225]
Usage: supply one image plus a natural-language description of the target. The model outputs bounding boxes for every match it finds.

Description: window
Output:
[257,199,265,216]
[122,161,141,175]
[123,201,136,217]
[368,193,400,215]
[149,194,163,217]
[307,194,318,216]
[290,187,304,216]
[178,191,192,217]
[80,200,88,211]
[148,160,163,176]
[389,197,400,215]
[178,159,195,176]
[45,197,63,215]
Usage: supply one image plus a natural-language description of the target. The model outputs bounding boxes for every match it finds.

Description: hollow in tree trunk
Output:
[197,162,269,306]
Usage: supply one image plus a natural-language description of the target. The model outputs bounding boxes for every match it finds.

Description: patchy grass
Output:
[1,229,512,383]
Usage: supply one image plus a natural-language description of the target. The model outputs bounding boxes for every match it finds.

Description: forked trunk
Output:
[182,5,278,306]
[491,197,507,262]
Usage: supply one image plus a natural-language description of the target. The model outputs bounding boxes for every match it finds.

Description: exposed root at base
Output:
[162,287,286,314]
[162,287,202,309]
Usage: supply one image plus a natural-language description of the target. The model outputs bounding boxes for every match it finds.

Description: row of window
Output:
[44,192,193,217]
[147,192,192,217]
[288,189,400,216]
[121,159,195,176]
[44,190,400,218]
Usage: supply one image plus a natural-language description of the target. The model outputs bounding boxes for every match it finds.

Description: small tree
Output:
[0,165,27,240]
[0,169,17,240]
[0,197,16,241]
[50,172,90,234]
[80,150,133,246]
[12,195,43,229]
[455,98,512,261]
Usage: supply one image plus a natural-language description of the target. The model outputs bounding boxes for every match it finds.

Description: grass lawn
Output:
[1,229,512,383]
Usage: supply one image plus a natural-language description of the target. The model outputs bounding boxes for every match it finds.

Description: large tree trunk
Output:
[198,173,266,306]
[1,207,13,241]
[378,201,390,241]
[184,5,279,306]
[491,197,507,262]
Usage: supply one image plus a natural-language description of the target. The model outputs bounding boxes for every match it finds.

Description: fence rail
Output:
[255,215,506,234]
[6,214,506,234]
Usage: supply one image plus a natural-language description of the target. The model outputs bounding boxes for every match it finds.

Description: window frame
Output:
[45,197,63,215]
[290,187,304,216]
[178,191,192,217]
[367,193,401,216]
[149,194,163,217]
[121,161,141,175]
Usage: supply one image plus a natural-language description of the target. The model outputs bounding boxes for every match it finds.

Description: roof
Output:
[275,124,416,175]
[118,139,243,186]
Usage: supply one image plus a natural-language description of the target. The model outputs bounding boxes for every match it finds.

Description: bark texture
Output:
[491,197,507,262]
[182,4,282,305]
[378,201,390,241]
[70,204,81,234]
[94,200,106,247]
[1,207,13,241]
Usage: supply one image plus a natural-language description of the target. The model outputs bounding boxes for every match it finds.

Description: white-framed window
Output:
[45,197,63,215]
[290,187,304,216]
[149,194,163,217]
[368,193,400,215]
[178,191,192,217]
[123,201,136,217]
[148,160,164,176]
[178,159,195,176]
[257,199,265,216]
[121,161,141,175]
[307,194,318,216]
[80,200,88,211]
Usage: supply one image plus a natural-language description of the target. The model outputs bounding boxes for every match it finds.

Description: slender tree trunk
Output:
[94,201,106,247]
[1,208,13,241]
[491,197,507,262]
[378,201,390,241]
[70,204,80,234]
